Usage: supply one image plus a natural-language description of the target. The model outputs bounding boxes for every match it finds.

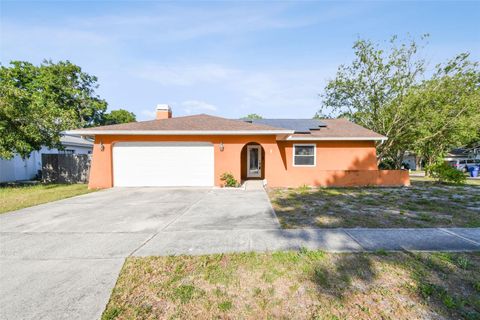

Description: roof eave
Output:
[63,129,295,136]
[282,136,388,141]
[61,142,93,147]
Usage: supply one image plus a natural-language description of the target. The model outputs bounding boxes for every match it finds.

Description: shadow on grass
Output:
[310,253,376,300]
[307,251,480,319]
[270,179,480,228]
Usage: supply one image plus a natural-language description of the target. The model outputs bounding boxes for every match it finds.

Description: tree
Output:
[243,113,263,119]
[0,60,107,159]
[320,35,427,167]
[407,53,480,168]
[98,109,136,125]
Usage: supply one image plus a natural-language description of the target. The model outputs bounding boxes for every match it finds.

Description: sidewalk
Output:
[133,227,480,256]
[2,227,478,320]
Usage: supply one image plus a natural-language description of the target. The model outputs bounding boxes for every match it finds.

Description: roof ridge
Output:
[67,113,293,133]
[251,118,322,120]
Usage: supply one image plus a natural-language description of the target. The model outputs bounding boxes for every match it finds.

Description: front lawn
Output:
[269,178,480,228]
[102,251,480,319]
[0,183,96,214]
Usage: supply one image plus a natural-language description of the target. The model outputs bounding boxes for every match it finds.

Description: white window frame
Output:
[293,144,316,167]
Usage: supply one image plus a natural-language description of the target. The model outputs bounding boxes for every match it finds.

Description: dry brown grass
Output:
[102,251,480,320]
[268,178,480,228]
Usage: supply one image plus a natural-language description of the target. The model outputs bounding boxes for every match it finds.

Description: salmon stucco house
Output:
[66,105,409,189]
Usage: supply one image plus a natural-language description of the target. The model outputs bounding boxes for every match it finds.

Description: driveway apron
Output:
[0,187,278,320]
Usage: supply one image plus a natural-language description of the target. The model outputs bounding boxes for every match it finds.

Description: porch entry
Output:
[247,145,262,178]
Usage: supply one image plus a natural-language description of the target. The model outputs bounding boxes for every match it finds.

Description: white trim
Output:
[246,145,262,178]
[293,144,316,167]
[114,141,213,147]
[64,129,294,136]
[284,136,387,141]
[156,104,171,111]
[62,142,93,148]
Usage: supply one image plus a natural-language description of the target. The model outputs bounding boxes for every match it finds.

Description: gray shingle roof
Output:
[67,114,291,133]
[60,135,93,146]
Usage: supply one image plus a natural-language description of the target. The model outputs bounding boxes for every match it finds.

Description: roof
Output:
[244,119,326,133]
[447,148,470,157]
[65,114,386,141]
[65,114,294,136]
[60,135,93,147]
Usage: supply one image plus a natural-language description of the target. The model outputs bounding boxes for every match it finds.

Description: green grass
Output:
[102,251,480,319]
[269,177,480,228]
[412,174,480,186]
[0,184,96,214]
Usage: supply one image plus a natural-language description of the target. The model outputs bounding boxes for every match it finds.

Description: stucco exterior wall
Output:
[88,135,409,189]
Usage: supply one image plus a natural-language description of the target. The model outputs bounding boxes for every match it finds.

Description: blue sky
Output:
[1,1,479,120]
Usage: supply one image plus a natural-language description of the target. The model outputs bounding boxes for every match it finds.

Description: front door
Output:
[247,145,261,178]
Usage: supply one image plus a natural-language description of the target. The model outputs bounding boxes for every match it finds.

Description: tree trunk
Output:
[415,156,422,171]
[424,157,434,176]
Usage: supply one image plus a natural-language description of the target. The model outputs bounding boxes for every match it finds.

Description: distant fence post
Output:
[42,154,91,183]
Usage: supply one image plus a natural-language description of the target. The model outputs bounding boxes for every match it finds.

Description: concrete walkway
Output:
[133,227,480,256]
[0,188,479,320]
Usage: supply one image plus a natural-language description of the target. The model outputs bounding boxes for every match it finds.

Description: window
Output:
[293,144,316,166]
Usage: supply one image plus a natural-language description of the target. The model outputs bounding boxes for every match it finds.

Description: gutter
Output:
[283,136,388,142]
[63,129,296,136]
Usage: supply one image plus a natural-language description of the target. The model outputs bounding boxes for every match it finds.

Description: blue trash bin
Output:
[468,165,479,178]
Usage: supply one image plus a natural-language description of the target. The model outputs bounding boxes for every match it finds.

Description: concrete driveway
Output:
[0,188,279,320]
[2,188,479,320]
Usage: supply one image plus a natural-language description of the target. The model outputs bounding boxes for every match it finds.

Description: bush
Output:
[378,158,395,169]
[427,162,466,185]
[220,172,239,187]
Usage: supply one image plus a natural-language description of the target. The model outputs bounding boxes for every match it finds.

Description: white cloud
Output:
[129,62,333,118]
[181,100,217,114]
[68,3,321,43]
[1,2,363,120]
[132,64,234,86]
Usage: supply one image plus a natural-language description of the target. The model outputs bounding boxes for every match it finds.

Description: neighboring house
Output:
[0,135,93,183]
[402,152,418,171]
[445,145,480,162]
[66,105,409,188]
[445,148,471,162]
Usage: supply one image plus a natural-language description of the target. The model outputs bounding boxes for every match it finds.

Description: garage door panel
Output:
[113,142,214,187]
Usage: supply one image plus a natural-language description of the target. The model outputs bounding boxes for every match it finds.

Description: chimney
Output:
[156,104,172,120]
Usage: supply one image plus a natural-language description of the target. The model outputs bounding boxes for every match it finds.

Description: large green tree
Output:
[0,60,107,159]
[320,36,479,169]
[406,53,480,168]
[99,109,136,125]
[320,36,426,167]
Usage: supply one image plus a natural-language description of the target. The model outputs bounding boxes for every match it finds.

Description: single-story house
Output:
[66,105,409,188]
[445,145,480,162]
[0,135,93,183]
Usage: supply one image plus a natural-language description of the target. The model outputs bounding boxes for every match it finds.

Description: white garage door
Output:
[113,142,214,187]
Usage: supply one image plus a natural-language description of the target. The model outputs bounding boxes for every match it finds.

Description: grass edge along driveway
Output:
[102,250,480,320]
[0,184,96,214]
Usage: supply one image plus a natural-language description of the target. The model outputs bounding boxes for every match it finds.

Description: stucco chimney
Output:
[156,104,172,120]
